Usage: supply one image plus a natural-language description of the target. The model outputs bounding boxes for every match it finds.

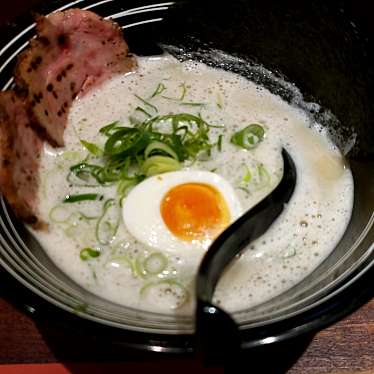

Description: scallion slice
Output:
[117,177,142,199]
[80,140,103,157]
[108,255,137,276]
[142,155,181,177]
[216,92,223,109]
[65,224,79,238]
[180,102,206,107]
[135,106,152,118]
[99,121,120,136]
[140,279,189,309]
[242,165,252,184]
[134,94,158,113]
[179,82,187,101]
[144,141,179,160]
[67,163,103,186]
[143,252,168,275]
[255,163,271,189]
[80,247,101,261]
[49,205,99,224]
[217,134,223,152]
[104,128,151,158]
[63,193,103,204]
[151,82,166,98]
[49,205,71,223]
[161,82,187,101]
[231,124,265,150]
[95,199,120,245]
[281,247,296,259]
[134,255,147,279]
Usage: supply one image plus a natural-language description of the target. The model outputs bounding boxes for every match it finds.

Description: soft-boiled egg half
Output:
[122,171,243,253]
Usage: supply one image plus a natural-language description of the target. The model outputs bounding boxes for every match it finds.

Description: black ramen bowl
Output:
[0,0,373,356]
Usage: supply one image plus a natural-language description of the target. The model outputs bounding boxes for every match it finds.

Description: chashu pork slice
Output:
[0,92,45,229]
[15,8,137,147]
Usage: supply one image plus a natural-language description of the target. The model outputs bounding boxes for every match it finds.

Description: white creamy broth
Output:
[33,55,353,315]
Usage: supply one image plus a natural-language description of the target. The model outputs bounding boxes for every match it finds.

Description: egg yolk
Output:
[160,183,231,243]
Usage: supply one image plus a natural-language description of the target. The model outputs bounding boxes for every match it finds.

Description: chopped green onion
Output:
[107,255,136,276]
[242,165,252,184]
[238,186,251,195]
[135,106,152,118]
[151,82,166,98]
[109,252,168,279]
[117,177,143,199]
[80,140,103,157]
[255,163,271,189]
[117,178,139,196]
[63,193,103,204]
[134,255,147,278]
[49,205,71,223]
[180,102,206,107]
[49,205,99,224]
[104,127,151,158]
[60,150,82,162]
[238,163,270,192]
[151,113,217,160]
[66,112,220,200]
[64,224,79,238]
[97,157,132,184]
[140,279,189,309]
[129,116,141,126]
[144,141,179,160]
[142,155,181,177]
[133,252,167,279]
[231,124,265,150]
[161,82,188,101]
[206,123,225,129]
[216,92,223,109]
[67,163,103,186]
[134,94,158,113]
[99,121,120,136]
[217,134,223,152]
[179,82,187,100]
[143,252,168,275]
[95,199,120,245]
[281,247,296,259]
[80,247,101,261]
[78,211,101,220]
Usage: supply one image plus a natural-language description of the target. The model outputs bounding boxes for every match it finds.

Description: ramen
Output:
[32,55,353,314]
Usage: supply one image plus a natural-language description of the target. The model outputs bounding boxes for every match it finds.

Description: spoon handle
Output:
[195,149,297,365]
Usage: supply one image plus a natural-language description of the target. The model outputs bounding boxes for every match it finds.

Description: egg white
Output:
[122,170,243,253]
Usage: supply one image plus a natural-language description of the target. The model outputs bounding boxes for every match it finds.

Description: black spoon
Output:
[195,148,297,365]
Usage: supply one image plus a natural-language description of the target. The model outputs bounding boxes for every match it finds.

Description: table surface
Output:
[0,1,373,373]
